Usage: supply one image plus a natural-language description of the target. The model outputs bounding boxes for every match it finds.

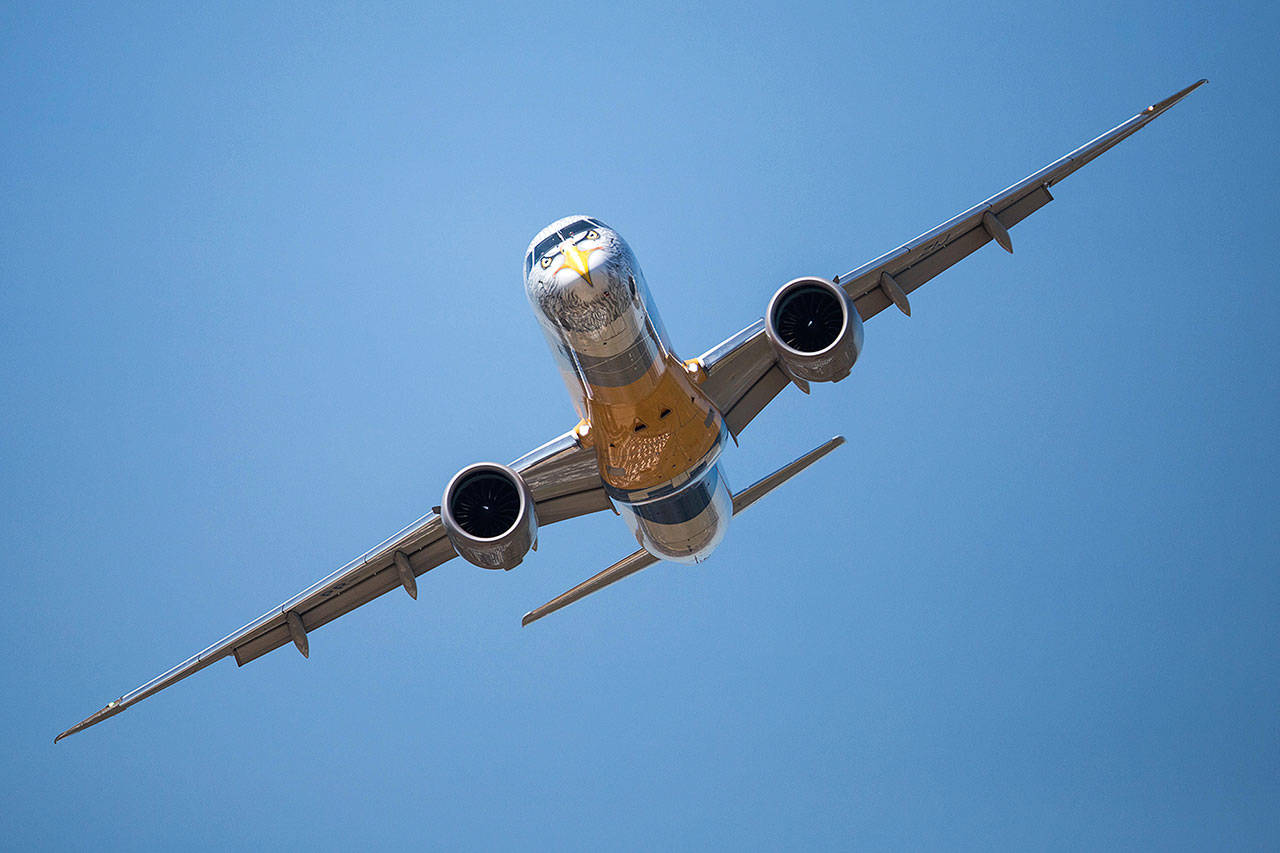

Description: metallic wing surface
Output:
[56,79,1204,742]
[699,79,1207,436]
[55,431,609,742]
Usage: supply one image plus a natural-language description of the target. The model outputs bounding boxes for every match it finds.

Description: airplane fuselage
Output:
[524,216,732,563]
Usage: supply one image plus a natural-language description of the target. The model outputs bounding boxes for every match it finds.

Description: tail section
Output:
[521,436,846,625]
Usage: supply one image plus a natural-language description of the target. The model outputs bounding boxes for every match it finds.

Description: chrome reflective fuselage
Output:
[524,216,731,563]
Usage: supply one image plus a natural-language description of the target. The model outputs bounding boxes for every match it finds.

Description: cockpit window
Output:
[524,218,607,276]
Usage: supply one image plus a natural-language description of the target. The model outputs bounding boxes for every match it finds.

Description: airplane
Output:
[55,79,1206,743]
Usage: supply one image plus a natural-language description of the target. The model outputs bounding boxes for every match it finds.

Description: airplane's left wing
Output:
[698,80,1207,436]
[55,429,609,742]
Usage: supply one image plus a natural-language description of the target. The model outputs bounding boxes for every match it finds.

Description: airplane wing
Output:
[55,429,610,742]
[698,79,1207,437]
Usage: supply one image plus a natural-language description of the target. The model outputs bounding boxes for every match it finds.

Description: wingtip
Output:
[1146,78,1208,115]
[817,435,847,456]
[54,720,84,743]
[54,721,85,744]
[54,700,127,743]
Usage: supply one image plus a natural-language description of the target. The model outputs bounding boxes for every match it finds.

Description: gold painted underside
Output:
[585,354,721,492]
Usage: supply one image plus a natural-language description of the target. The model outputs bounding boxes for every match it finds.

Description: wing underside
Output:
[55,430,610,742]
[698,80,1206,434]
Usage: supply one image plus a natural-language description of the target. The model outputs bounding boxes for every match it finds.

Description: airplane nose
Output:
[561,244,595,286]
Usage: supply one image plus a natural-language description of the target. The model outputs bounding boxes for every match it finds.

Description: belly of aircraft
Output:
[584,353,730,563]
[591,353,723,493]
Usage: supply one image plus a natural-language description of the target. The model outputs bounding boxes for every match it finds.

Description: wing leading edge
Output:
[698,79,1207,435]
[55,430,609,742]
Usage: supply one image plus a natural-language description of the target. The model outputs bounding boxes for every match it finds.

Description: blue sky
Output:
[4,1,1277,849]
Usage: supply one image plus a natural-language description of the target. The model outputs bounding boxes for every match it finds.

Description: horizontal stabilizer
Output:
[521,549,658,626]
[522,436,846,625]
[731,435,846,514]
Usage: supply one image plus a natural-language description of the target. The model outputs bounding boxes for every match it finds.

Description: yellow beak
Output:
[561,244,594,286]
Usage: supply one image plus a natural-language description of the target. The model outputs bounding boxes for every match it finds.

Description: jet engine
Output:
[441,463,538,570]
[765,276,864,383]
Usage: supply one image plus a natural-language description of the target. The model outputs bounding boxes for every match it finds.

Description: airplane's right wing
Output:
[697,79,1207,437]
[55,428,609,742]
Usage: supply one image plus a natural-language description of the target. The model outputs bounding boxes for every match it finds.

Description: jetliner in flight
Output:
[56,79,1206,742]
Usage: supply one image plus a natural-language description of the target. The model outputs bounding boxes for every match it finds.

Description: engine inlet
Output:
[764,276,864,383]
[449,471,521,538]
[772,283,846,353]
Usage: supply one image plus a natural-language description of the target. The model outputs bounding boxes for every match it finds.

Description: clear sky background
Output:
[4,1,1277,849]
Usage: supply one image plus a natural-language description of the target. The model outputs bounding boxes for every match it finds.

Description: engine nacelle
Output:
[441,463,538,570]
[765,276,864,383]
